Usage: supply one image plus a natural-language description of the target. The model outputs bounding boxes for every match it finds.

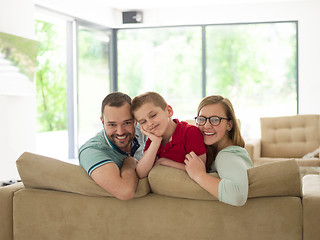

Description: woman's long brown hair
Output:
[197,95,245,171]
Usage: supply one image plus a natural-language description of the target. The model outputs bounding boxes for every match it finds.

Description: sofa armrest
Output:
[0,182,24,240]
[245,138,261,163]
[303,175,320,240]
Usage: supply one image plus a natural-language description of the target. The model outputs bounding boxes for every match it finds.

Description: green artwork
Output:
[0,31,39,96]
[0,31,39,81]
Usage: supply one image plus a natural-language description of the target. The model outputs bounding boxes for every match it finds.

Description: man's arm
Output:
[90,156,138,200]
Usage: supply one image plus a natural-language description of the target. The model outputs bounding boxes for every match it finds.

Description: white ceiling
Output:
[36,0,309,11]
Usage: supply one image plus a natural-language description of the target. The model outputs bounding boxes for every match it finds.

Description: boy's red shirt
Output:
[144,119,207,163]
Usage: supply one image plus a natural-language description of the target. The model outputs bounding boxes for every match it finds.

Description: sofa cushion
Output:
[16,152,150,198]
[148,165,219,200]
[148,159,302,200]
[247,159,302,198]
[254,157,320,167]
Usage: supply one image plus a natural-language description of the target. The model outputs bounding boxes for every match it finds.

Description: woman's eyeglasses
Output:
[194,116,229,126]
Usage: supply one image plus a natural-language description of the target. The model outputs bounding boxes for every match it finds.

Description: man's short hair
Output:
[101,92,132,117]
[131,91,168,113]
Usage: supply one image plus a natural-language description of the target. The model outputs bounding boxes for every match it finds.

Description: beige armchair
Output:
[245,114,320,169]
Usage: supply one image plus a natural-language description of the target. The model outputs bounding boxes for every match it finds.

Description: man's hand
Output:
[121,156,138,172]
[91,157,139,200]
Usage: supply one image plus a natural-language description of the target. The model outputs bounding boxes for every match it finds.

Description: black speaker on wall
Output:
[122,11,143,24]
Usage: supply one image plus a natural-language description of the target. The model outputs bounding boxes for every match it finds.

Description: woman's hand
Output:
[184,151,207,181]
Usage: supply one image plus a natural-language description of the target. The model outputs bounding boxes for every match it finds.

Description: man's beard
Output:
[109,133,133,152]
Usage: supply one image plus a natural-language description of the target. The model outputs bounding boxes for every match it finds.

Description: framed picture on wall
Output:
[0,31,39,96]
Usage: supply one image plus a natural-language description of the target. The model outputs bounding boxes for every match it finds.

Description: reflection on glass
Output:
[77,26,111,146]
[118,27,202,120]
[206,22,297,139]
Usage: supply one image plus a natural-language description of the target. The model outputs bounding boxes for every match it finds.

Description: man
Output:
[78,92,146,200]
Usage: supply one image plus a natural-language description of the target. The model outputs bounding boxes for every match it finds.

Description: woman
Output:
[184,95,253,206]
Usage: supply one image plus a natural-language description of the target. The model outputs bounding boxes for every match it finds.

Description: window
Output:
[118,22,297,139]
[77,25,111,146]
[206,22,297,138]
[118,26,203,119]
[35,9,112,160]
[34,16,68,160]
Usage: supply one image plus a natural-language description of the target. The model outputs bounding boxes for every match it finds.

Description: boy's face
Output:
[100,102,136,153]
[133,102,173,137]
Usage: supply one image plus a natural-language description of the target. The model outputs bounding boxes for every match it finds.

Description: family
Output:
[78,91,253,206]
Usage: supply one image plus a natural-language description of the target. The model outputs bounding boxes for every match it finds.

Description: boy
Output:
[131,92,206,178]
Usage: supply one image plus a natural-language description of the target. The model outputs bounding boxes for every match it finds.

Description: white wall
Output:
[34,0,115,27]
[0,0,36,181]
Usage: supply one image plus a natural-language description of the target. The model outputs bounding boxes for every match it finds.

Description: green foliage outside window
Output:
[206,23,297,110]
[117,23,297,138]
[35,20,67,132]
[118,27,202,118]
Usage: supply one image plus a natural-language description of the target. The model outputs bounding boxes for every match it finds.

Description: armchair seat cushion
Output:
[260,115,320,158]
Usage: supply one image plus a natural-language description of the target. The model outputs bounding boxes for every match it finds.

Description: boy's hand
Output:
[140,126,162,144]
[156,158,186,170]
[155,157,171,166]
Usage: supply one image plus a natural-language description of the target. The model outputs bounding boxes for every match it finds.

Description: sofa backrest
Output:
[260,114,320,158]
[16,152,302,201]
[149,159,302,200]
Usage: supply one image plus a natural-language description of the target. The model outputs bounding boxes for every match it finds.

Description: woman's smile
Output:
[203,131,215,136]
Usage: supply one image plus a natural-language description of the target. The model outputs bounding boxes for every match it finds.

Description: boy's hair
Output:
[101,92,132,117]
[131,92,168,113]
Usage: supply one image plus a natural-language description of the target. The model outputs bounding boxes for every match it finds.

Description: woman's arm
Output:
[214,151,250,206]
[185,150,250,206]
[185,152,220,198]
